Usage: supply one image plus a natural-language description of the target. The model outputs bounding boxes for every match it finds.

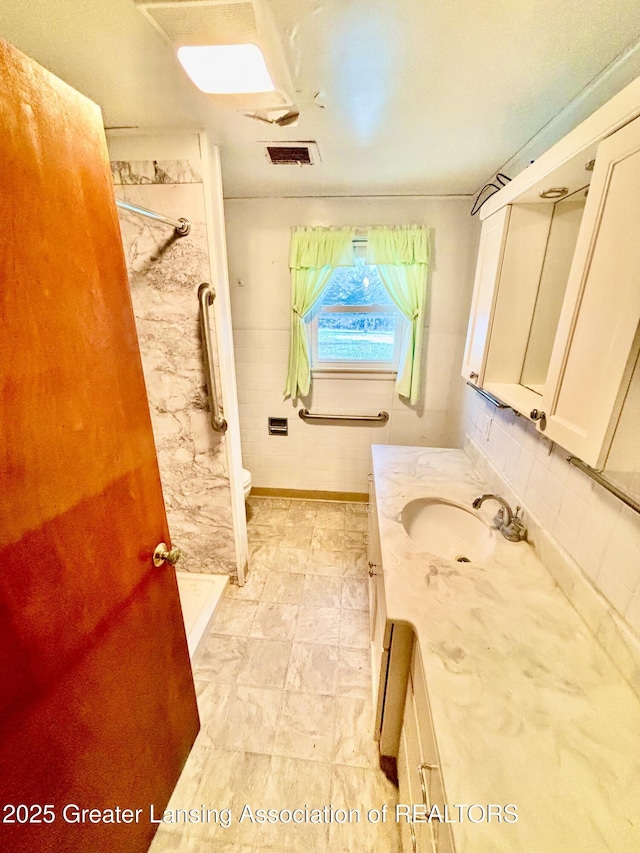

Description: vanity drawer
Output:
[411,642,439,766]
[402,682,437,853]
[410,645,455,853]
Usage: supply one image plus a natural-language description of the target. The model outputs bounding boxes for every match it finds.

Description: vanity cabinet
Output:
[368,475,414,780]
[462,77,640,468]
[398,642,454,853]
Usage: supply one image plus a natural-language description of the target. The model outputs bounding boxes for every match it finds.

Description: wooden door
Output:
[542,113,640,466]
[0,40,199,853]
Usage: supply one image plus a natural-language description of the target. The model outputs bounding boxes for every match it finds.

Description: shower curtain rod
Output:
[115,199,191,236]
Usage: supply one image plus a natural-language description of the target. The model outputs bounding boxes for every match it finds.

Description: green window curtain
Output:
[284,226,355,399]
[366,225,430,404]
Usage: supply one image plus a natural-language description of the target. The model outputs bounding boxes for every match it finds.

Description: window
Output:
[310,249,403,371]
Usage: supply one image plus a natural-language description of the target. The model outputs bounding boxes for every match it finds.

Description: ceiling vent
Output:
[265,142,320,166]
[135,0,294,112]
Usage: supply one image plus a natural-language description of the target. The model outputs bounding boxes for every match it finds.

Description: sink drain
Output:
[456,555,471,563]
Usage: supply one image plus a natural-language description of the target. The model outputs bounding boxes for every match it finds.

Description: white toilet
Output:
[242,467,252,500]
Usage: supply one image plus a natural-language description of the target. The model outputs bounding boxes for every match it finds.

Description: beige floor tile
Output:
[340,610,370,649]
[342,549,368,577]
[249,601,299,640]
[328,764,401,853]
[305,548,344,577]
[284,504,318,527]
[273,546,309,573]
[333,696,379,768]
[237,638,292,689]
[314,510,346,531]
[263,498,292,509]
[285,642,339,694]
[239,756,333,850]
[247,525,286,543]
[210,599,258,637]
[295,606,341,645]
[272,691,336,762]
[224,570,269,601]
[261,573,305,605]
[345,530,366,549]
[311,527,345,551]
[197,682,282,754]
[345,514,368,533]
[281,526,315,549]
[189,748,272,842]
[337,647,372,699]
[194,634,247,683]
[301,575,342,608]
[341,577,369,611]
[256,507,291,525]
[248,543,279,571]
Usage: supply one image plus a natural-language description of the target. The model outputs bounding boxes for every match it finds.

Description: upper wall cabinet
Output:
[463,75,640,468]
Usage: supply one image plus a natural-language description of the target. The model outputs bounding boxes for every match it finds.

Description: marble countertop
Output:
[372,445,640,853]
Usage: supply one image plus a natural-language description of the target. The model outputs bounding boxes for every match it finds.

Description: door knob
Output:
[153,542,182,567]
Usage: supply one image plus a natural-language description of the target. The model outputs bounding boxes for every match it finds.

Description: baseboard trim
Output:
[250,487,368,503]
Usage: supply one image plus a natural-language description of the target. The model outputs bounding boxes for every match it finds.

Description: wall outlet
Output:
[483,415,492,441]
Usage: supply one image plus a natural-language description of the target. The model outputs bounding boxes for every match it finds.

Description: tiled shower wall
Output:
[224,196,478,494]
[462,384,640,638]
[113,158,236,574]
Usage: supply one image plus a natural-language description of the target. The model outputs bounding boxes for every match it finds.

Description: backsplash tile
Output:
[462,384,640,693]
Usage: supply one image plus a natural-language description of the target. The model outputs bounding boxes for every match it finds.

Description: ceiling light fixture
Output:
[135,0,295,115]
[177,44,275,94]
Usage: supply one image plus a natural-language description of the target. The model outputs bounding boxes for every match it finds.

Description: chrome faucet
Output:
[472,494,526,542]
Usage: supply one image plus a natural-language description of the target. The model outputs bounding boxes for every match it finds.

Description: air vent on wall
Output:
[265,142,320,166]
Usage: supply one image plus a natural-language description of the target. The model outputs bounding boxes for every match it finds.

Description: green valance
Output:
[289,226,355,270]
[365,225,430,265]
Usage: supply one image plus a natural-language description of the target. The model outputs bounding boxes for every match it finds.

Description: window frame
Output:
[308,244,405,375]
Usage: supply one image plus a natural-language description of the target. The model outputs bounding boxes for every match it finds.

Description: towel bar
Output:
[298,409,389,424]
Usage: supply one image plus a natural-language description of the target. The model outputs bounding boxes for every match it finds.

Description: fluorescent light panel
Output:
[177,44,275,94]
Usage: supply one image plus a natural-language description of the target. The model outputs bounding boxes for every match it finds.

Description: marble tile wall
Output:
[461,384,640,670]
[113,160,236,574]
[148,498,400,853]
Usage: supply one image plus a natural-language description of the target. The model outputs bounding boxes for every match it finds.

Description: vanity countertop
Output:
[372,444,640,852]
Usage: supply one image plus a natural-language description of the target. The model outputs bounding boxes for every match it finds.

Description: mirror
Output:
[520,188,587,393]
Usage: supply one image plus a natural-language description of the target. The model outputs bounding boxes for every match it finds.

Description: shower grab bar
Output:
[198,283,228,433]
[299,408,389,424]
[115,199,191,236]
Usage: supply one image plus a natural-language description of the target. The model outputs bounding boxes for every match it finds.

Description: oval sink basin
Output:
[400,498,495,562]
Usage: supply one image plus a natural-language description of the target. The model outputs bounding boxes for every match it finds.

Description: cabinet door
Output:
[542,114,640,466]
[461,205,511,385]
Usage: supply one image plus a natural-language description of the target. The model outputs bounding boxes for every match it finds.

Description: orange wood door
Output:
[0,40,199,853]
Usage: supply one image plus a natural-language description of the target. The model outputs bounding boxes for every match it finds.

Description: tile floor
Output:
[149,497,400,853]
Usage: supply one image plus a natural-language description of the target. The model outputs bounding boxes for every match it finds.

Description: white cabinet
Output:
[461,205,510,385]
[542,114,640,466]
[398,643,455,853]
[368,475,415,781]
[463,78,640,469]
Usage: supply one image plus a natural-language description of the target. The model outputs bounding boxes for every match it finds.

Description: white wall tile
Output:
[462,383,640,638]
[226,197,479,493]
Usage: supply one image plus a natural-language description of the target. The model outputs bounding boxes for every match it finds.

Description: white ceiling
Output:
[2,0,640,198]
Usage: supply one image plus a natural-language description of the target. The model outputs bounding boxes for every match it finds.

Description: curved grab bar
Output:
[299,408,389,423]
[198,283,228,433]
